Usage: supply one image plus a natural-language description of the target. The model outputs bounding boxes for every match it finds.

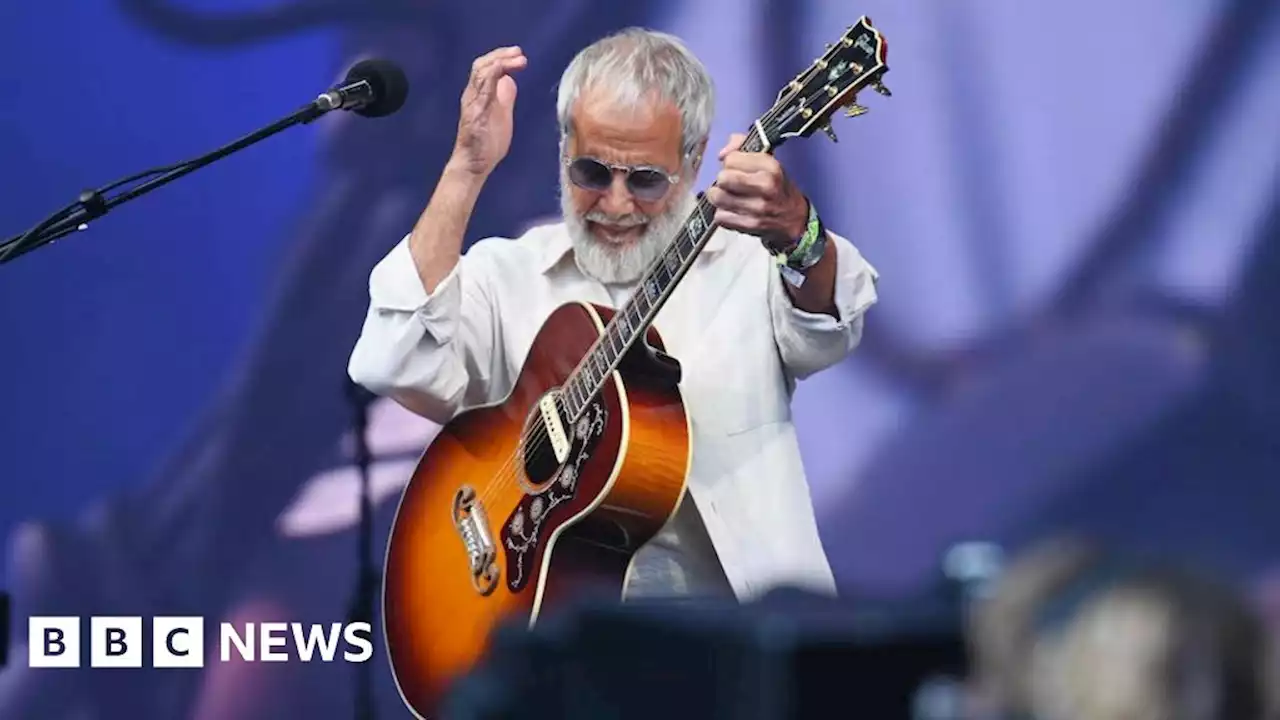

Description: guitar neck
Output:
[559,126,771,422]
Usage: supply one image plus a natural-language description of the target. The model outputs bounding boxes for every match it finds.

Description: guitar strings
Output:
[470,84,818,513]
[469,122,779,514]
[512,36,875,471]
[468,55,854,512]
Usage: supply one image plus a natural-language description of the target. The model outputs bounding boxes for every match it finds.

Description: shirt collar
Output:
[536,221,728,275]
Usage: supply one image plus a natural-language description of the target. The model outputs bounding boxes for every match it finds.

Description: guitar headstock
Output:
[760,17,889,147]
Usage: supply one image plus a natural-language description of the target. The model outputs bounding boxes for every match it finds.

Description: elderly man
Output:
[349,28,879,601]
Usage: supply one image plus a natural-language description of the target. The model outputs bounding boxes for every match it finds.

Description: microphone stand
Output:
[344,377,379,720]
[0,99,333,265]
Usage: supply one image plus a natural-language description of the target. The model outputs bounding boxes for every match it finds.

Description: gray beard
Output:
[560,174,695,286]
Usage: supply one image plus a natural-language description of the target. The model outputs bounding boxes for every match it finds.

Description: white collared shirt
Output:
[347,220,879,599]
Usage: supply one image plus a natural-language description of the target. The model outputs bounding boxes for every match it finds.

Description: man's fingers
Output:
[718,133,747,160]
[721,151,777,175]
[498,55,529,74]
[713,209,768,235]
[479,49,527,76]
[470,47,526,96]
[706,185,769,216]
[479,56,528,87]
[715,167,779,199]
[472,46,523,73]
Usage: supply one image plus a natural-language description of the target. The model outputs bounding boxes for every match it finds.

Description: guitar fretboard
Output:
[559,127,770,422]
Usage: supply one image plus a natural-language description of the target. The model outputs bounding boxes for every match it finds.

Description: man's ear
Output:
[559,128,573,159]
[690,137,709,174]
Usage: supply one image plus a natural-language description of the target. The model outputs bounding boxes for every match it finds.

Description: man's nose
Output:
[597,173,636,216]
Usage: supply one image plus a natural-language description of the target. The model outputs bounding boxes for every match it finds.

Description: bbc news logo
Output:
[27,616,373,668]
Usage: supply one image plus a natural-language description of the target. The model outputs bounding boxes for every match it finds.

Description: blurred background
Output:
[1,0,1278,718]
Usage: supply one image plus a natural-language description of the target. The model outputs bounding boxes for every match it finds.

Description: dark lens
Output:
[568,158,612,191]
[627,169,669,200]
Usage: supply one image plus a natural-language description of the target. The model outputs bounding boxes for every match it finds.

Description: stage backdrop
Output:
[1,0,1279,717]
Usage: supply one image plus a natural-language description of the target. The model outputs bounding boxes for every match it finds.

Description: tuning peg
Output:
[872,80,892,97]
[821,124,838,143]
[845,103,869,118]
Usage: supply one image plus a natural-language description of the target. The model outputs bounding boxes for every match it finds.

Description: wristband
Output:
[775,201,826,288]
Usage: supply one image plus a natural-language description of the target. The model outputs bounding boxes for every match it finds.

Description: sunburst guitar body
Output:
[382,302,690,717]
[382,17,890,718]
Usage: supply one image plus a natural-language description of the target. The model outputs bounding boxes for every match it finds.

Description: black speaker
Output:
[0,590,8,668]
[443,587,968,720]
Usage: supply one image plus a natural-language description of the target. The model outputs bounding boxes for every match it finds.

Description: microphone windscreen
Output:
[346,59,409,118]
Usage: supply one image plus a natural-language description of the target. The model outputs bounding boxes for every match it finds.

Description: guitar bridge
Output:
[451,484,499,596]
[539,393,571,464]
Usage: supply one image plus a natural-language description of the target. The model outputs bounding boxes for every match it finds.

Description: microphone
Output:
[316,59,409,118]
[0,59,410,266]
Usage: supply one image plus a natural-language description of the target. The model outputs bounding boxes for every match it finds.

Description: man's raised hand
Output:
[450,46,528,178]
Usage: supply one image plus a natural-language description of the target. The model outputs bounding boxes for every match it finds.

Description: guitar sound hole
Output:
[502,396,608,593]
[519,396,565,493]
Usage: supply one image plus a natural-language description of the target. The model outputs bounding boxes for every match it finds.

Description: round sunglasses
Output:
[564,156,680,202]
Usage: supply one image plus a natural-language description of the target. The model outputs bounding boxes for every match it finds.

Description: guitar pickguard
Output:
[500,398,608,592]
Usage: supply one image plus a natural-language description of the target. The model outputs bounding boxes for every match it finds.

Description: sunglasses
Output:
[565,156,680,202]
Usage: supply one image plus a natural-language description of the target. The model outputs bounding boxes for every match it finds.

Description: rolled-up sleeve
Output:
[768,231,879,380]
[347,235,504,423]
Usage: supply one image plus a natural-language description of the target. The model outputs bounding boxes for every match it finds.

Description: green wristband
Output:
[776,202,825,288]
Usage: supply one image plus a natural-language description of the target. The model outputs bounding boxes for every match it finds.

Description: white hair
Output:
[556,27,715,163]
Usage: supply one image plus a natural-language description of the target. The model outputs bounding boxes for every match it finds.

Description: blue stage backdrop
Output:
[1,0,1279,717]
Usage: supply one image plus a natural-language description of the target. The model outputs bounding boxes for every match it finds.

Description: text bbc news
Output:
[27,617,373,668]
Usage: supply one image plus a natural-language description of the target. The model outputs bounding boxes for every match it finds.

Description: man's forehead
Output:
[568,90,683,162]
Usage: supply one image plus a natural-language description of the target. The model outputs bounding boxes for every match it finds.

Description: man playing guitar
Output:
[349,23,887,716]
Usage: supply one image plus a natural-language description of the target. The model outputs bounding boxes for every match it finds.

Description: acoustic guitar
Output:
[383,18,891,718]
